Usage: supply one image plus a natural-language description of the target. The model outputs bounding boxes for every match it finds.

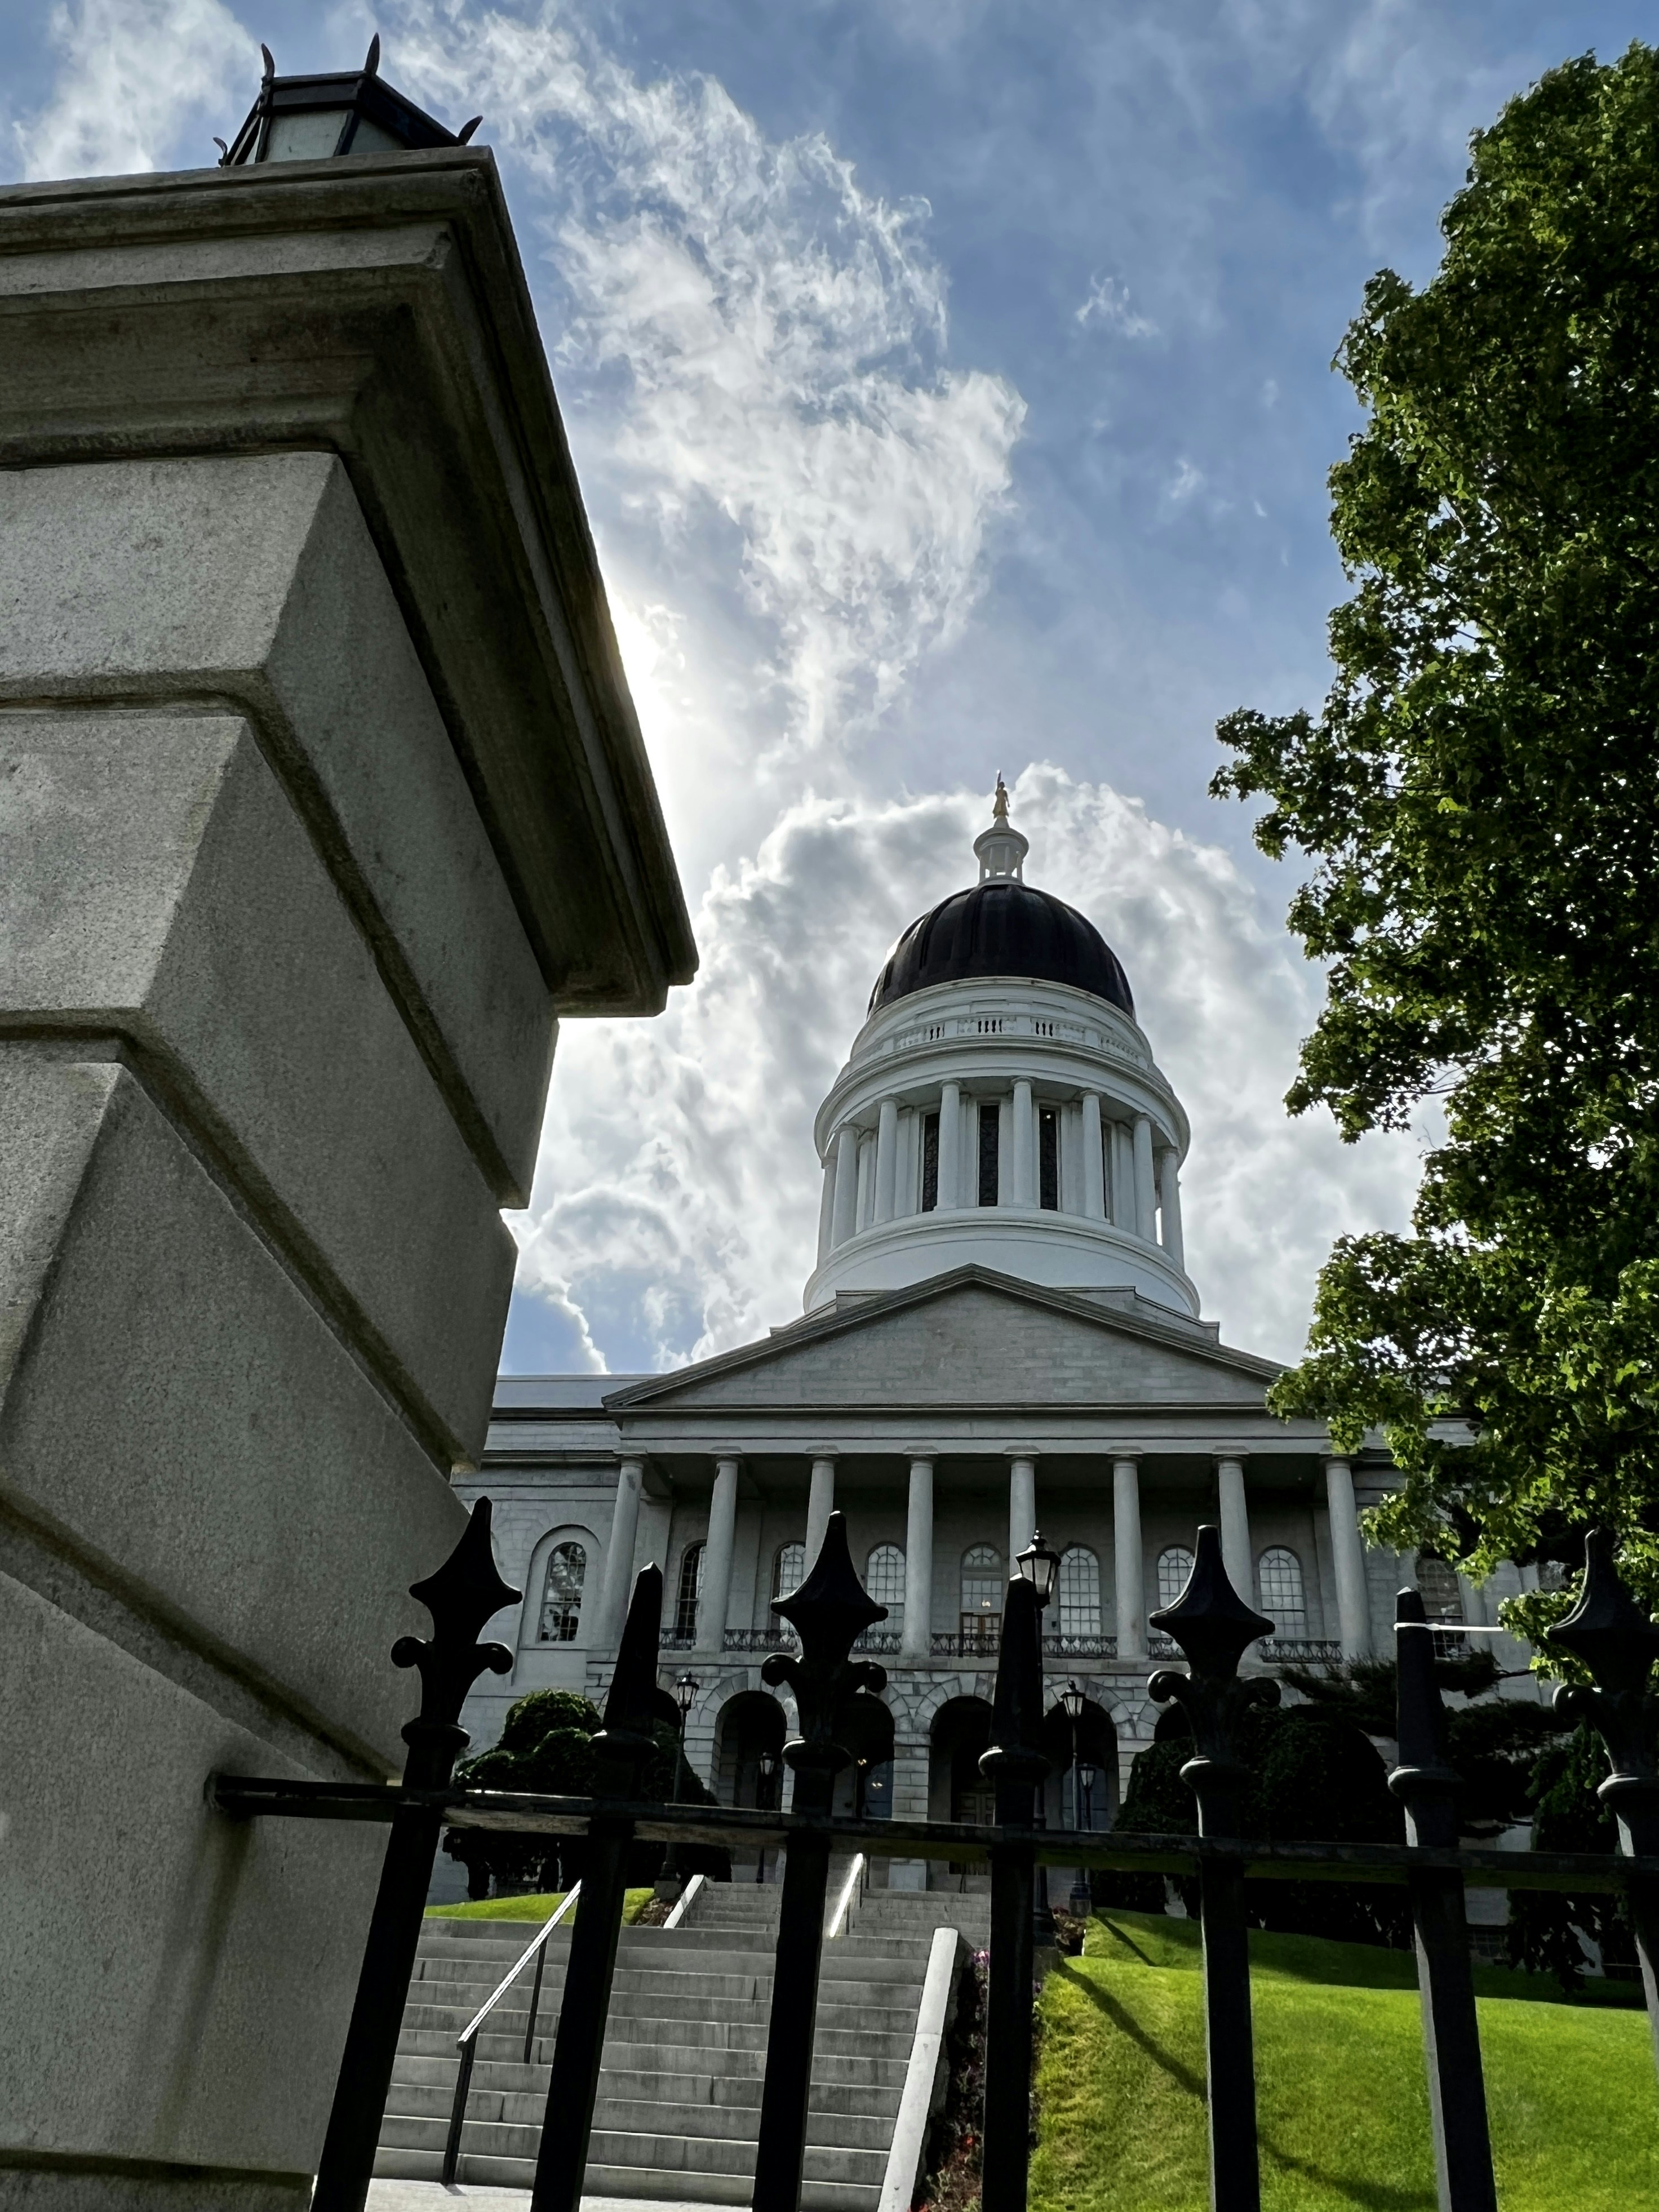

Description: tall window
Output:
[1157,1545,1194,1611]
[920,1111,940,1212]
[961,1544,1003,1644]
[539,1541,587,1643]
[1039,1105,1060,1210]
[866,1543,906,1634]
[1257,1548,1306,1639]
[977,1099,1000,1206]
[1057,1546,1101,1641]
[674,1542,706,1640]
[773,1542,806,1598]
[1417,1554,1465,1654]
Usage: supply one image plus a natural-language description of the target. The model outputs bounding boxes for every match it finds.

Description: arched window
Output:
[1157,1546,1194,1611]
[773,1542,806,1599]
[1417,1556,1462,1620]
[1257,1548,1305,1639]
[1057,1547,1101,1642]
[961,1544,1003,1646]
[538,1541,587,1643]
[866,1543,906,1631]
[674,1542,706,1641]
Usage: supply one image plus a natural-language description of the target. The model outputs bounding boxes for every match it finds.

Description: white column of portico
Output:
[697,1454,740,1658]
[1214,1453,1253,1605]
[902,1454,935,1663]
[1108,1120,1133,1228]
[1007,1448,1037,1563]
[1132,1113,1158,1241]
[937,1080,961,1209]
[830,1123,860,1249]
[1113,1455,1146,1659]
[806,1451,837,1567]
[1157,1147,1185,1268]
[1081,1091,1106,1219]
[873,1096,900,1224]
[1325,1455,1373,1659]
[1012,1080,1036,1205]
[594,1455,645,1649]
[816,1152,837,1263]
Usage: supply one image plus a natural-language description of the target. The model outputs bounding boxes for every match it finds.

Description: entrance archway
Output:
[833,1695,895,1819]
[713,1689,787,1808]
[929,1696,996,1825]
[1041,1694,1119,1829]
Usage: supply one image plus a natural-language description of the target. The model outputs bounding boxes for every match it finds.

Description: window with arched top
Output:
[674,1542,706,1641]
[773,1541,806,1599]
[1157,1546,1194,1611]
[1417,1556,1462,1620]
[866,1543,906,1629]
[1057,1546,1101,1641]
[1257,1548,1305,1639]
[538,1540,587,1643]
[961,1544,1003,1644]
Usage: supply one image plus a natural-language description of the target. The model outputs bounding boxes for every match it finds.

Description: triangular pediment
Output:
[602,1267,1281,1414]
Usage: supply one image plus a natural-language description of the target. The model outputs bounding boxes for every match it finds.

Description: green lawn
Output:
[1030,1911,1659,2212]
[425,1887,655,1925]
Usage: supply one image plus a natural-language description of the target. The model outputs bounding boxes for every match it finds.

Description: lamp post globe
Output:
[1016,1529,1061,1610]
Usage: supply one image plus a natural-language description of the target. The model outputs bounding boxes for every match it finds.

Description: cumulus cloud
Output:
[506,769,1420,1374]
[391,2,1025,766]
[11,0,255,181]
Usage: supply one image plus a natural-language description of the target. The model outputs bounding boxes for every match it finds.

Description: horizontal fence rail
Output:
[211,1507,1659,2212]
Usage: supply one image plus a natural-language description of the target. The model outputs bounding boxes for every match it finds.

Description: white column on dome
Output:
[1215,1454,1252,1606]
[1325,1455,1373,1659]
[1108,1121,1133,1228]
[1012,1080,1036,1205]
[1008,1450,1037,1563]
[1133,1114,1157,1240]
[937,1082,961,1210]
[816,1152,837,1263]
[1113,1456,1145,1660]
[895,1106,916,1219]
[1157,1146,1185,1268]
[830,1124,859,1249]
[857,1131,876,1227]
[902,1456,934,1663]
[1081,1092,1106,1219]
[997,1096,1014,1205]
[595,1456,645,1649]
[873,1096,900,1224]
[697,1456,740,1658]
[806,1453,837,1568]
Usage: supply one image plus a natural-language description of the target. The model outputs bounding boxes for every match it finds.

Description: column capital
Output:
[708,1449,744,1471]
[613,1451,647,1474]
[1108,1445,1145,1464]
[1003,1442,1042,1463]
[1210,1447,1252,1467]
[902,1446,941,1463]
[804,1445,841,1463]
[1322,1450,1352,1471]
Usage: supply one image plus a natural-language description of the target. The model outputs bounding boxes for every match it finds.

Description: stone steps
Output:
[372,1895,931,2209]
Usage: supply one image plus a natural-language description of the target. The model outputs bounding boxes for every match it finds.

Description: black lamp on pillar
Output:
[216,37,482,166]
[1016,1529,1061,1611]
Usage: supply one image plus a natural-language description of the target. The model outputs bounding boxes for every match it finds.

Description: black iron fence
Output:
[212,1508,1659,2212]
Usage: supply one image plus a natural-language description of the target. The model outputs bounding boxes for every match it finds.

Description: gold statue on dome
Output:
[993,774,1010,820]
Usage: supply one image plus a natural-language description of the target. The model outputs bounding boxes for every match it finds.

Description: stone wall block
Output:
[0,1054,465,1765]
[0,1568,387,2191]
[0,707,512,1463]
[0,451,556,1198]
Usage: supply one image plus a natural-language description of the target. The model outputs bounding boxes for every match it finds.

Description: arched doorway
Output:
[929,1696,996,1825]
[833,1695,895,1819]
[713,1689,787,1809]
[1040,1694,1119,1830]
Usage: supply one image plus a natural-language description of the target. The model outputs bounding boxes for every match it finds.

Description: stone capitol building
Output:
[456,785,1523,1883]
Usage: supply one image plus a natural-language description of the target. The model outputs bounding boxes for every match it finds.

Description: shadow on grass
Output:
[1054,1960,1205,2098]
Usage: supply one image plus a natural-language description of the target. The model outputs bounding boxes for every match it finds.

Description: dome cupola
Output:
[806,783,1197,1318]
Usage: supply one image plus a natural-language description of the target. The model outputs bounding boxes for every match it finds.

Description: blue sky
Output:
[6,0,1647,1377]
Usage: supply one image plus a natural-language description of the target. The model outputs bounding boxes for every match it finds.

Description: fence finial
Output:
[1147,1522,1279,1838]
[393,1498,520,1745]
[592,1563,665,1798]
[764,1509,886,1814]
[1550,1529,1659,1856]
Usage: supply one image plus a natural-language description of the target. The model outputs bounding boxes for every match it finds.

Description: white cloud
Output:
[390,3,1025,765]
[12,0,255,181]
[508,769,1420,1373]
[1075,274,1157,338]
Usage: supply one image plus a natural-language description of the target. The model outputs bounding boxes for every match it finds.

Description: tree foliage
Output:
[1213,43,1659,1607]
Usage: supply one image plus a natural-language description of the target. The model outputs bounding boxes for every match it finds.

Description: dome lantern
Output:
[973,775,1029,882]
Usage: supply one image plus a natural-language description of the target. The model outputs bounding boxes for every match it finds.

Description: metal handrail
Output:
[826,1853,866,1938]
[441,1884,580,2187]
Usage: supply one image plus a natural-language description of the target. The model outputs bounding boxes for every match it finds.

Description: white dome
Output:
[804,791,1196,1317]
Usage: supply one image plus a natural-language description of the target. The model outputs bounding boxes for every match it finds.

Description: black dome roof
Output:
[868,879,1134,1018]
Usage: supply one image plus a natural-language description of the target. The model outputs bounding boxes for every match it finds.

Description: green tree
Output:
[1213,43,1659,1613]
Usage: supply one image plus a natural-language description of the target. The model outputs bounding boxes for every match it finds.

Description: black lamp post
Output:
[1061,1679,1091,1920]
[672,1671,698,1799]
[756,1747,778,1884]
[216,37,482,166]
[1015,1529,1061,1613]
[655,1671,699,1899]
